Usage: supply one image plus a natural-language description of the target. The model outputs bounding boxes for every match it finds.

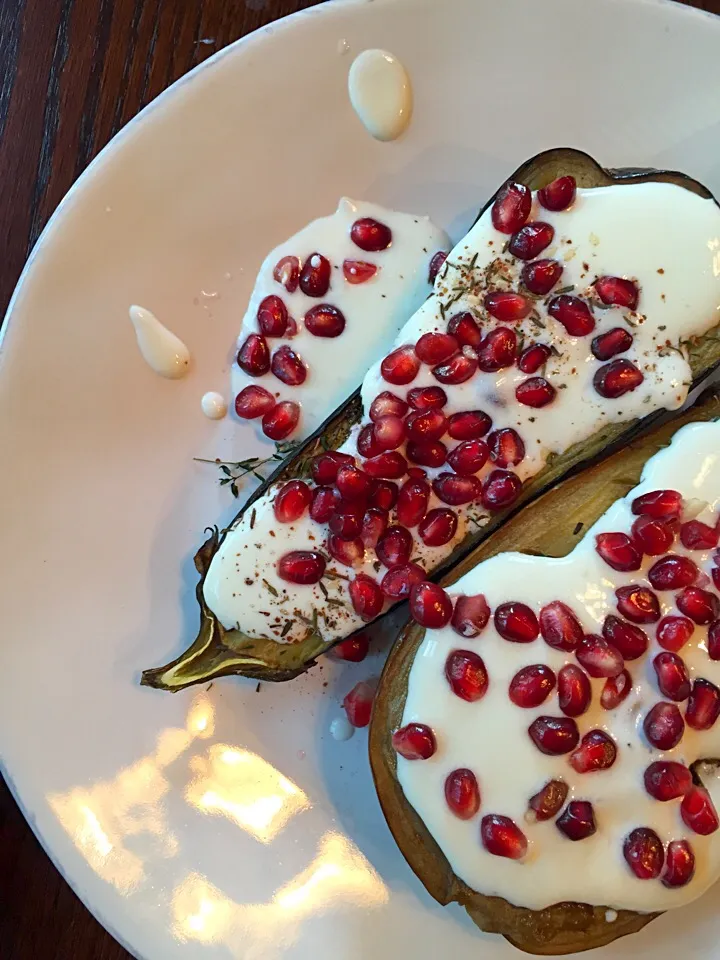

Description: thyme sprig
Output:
[194,440,299,496]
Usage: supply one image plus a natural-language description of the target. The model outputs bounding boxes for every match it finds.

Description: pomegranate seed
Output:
[310,485,340,523]
[540,601,583,651]
[528,716,580,755]
[329,508,363,539]
[680,519,719,550]
[433,473,482,505]
[357,423,383,458]
[528,780,569,821]
[508,222,554,260]
[601,670,632,710]
[333,633,370,662]
[521,259,563,296]
[368,479,398,511]
[343,681,374,727]
[311,451,354,485]
[487,431,525,471]
[335,467,371,504]
[648,555,699,591]
[447,439,489,476]
[631,515,674,556]
[369,391,408,422]
[595,532,642,572]
[678,586,720,625]
[594,359,644,398]
[451,594,490,638]
[686,678,720,730]
[327,534,364,567]
[709,620,720,660]
[381,562,425,599]
[405,409,448,441]
[273,255,300,293]
[433,347,478,384]
[713,567,720,591]
[407,439,447,468]
[484,291,532,322]
[477,327,517,372]
[615,585,660,624]
[576,635,624,678]
[277,550,326,584]
[569,730,617,773]
[681,786,719,835]
[518,342,551,373]
[376,526,412,568]
[491,181,531,234]
[508,664,556,708]
[396,478,430,527]
[304,303,346,338]
[556,801,596,841]
[343,259,377,284]
[445,769,481,820]
[644,761,693,801]
[299,252,331,297]
[591,327,633,361]
[274,480,312,523]
[662,840,695,888]
[285,316,298,338]
[602,615,648,660]
[538,175,576,211]
[632,489,683,520]
[262,401,300,440]
[657,615,694,652]
[494,602,539,642]
[419,508,458,547]
[350,217,392,252]
[381,346,420,385]
[360,508,388,547]
[235,385,275,419]
[271,345,307,386]
[643,701,684,750]
[481,470,522,510]
[548,295,595,336]
[623,828,663,880]
[407,386,447,410]
[447,410,492,440]
[237,333,270,376]
[595,276,639,310]
[349,573,384,620]
[481,815,527,859]
[415,332,459,365]
[411,582,453,628]
[392,722,436,759]
[371,415,405,451]
[447,311,483,348]
[257,295,288,337]
[558,664,592,717]
[516,377,556,408]
[428,250,448,284]
[445,650,489,701]
[362,452,407,479]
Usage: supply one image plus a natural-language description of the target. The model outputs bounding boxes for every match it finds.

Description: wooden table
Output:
[1,0,719,956]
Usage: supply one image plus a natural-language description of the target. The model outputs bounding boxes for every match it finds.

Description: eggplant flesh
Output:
[141,148,720,692]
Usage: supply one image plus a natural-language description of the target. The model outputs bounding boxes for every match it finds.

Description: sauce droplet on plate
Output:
[201,392,228,420]
[129,305,191,379]
[330,715,355,741]
[348,49,412,142]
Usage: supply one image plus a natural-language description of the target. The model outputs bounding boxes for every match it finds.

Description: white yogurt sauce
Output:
[232,198,448,440]
[330,715,355,741]
[399,421,720,914]
[128,305,191,379]
[201,391,228,420]
[205,182,720,645]
[348,49,413,142]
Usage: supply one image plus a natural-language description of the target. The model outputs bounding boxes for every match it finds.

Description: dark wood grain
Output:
[0,0,719,957]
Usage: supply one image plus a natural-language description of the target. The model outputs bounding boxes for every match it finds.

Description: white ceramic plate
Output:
[3,0,720,957]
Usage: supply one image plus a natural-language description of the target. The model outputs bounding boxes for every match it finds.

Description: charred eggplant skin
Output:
[141,149,720,692]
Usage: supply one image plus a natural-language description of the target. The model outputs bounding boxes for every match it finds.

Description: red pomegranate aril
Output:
[709,620,720,660]
[350,217,392,252]
[556,801,596,841]
[595,276,639,311]
[538,175,576,211]
[492,181,532,234]
[392,723,436,759]
[451,594,490,639]
[363,452,407,479]
[237,333,271,376]
[447,439,490,476]
[407,385,447,410]
[548,296,595,336]
[235,385,275,419]
[262,401,300,440]
[508,222,554,260]
[369,391,408,422]
[648,555,699,591]
[304,303,346,338]
[509,664,556,708]
[644,760,693,802]
[357,424,383,458]
[540,601,583,651]
[277,550,326,584]
[632,489,683,520]
[349,573,385,620]
[481,815,528,859]
[309,486,339,523]
[595,532,642,572]
[361,508,389,548]
[433,348,478,385]
[428,250,448,285]
[591,327,633,361]
[371,415,406,451]
[644,701,685,750]
[335,464,371,502]
[271,345,307,386]
[477,327,517,372]
[686,678,720,731]
[376,525,413,568]
[405,409,448,441]
[285,316,298,338]
[484,291,532,323]
[521,258,563,296]
[273,255,300,293]
[343,681,374,728]
[558,664,592,717]
[419,508,458,547]
[381,345,420,385]
[631,515,674,556]
[518,342,551,373]
[682,786,719,835]
[411,582,453,628]
[328,534,364,567]
[680,519,719,550]
[713,567,720,592]
[329,508,363,540]
[594,359,644,398]
[481,470,522,510]
[488,428,525,468]
[623,828,664,880]
[343,259,377,284]
[447,410,492,441]
[494,602,539,643]
[576,635,624,678]
[415,332,459,365]
[445,769,481,820]
[396,478,430,528]
[274,480,312,523]
[445,649,489,701]
[368,479,398,511]
[447,311,483,348]
[602,615,648,660]
[529,716,580,755]
[332,633,370,662]
[615,585,661,624]
[257,294,288,337]
[656,615,694,652]
[528,780,569,821]
[601,670,632,710]
[381,562,425,599]
[299,252,331,297]
[516,377,556,408]
[311,451,354,485]
[407,440,447,468]
[677,585,720,625]
[433,473,482,506]
[569,730,617,773]
[662,840,695,888]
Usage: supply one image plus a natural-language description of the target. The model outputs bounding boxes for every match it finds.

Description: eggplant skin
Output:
[141,147,720,692]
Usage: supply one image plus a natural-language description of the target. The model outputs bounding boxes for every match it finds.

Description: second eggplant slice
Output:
[142,149,720,691]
